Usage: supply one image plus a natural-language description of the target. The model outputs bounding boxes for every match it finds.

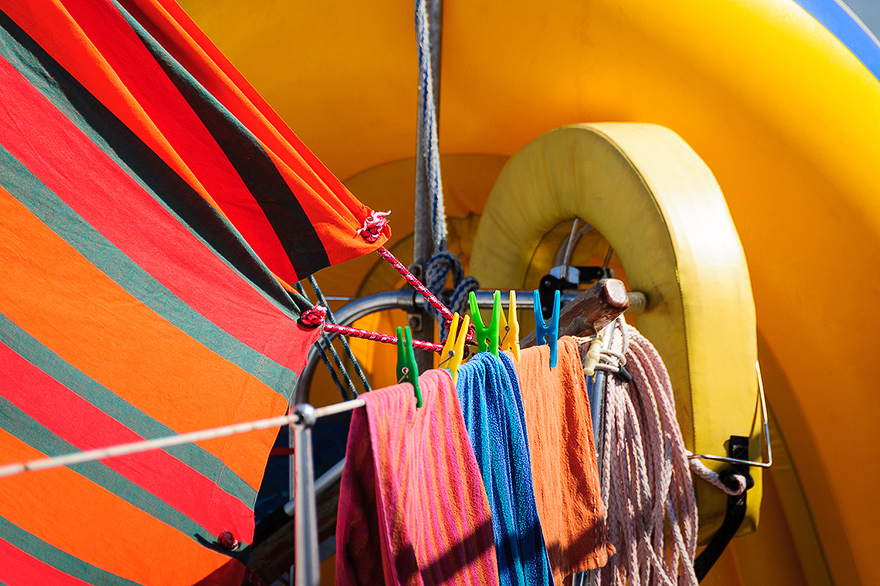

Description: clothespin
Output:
[469,290,500,356]
[498,290,520,362]
[533,289,560,367]
[582,337,603,376]
[440,313,471,383]
[396,326,422,407]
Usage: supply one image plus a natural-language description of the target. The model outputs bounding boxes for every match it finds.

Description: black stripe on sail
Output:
[0,8,299,311]
[137,28,332,278]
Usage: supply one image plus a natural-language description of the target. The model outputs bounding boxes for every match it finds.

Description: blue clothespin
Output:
[533,289,560,367]
[397,326,422,407]
[469,290,500,356]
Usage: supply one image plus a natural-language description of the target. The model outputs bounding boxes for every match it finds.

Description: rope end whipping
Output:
[299,305,327,329]
[357,210,391,243]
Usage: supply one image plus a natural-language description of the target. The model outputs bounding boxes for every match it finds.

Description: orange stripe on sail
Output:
[0,429,232,586]
[1,0,226,218]
[0,188,286,489]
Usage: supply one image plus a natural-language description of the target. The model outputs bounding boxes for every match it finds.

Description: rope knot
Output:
[426,250,479,334]
[217,530,239,550]
[298,305,327,329]
[356,210,391,243]
[426,250,464,291]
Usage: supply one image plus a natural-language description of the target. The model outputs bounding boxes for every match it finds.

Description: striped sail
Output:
[0,0,385,583]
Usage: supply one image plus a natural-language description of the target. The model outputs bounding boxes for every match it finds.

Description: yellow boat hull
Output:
[180,1,880,584]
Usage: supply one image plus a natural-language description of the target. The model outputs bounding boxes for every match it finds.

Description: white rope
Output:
[687,456,747,496]
[597,323,699,586]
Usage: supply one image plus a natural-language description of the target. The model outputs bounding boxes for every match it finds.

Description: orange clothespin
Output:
[440,313,470,383]
[499,290,520,362]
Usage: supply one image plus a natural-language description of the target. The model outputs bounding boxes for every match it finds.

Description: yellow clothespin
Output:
[440,313,470,384]
[498,290,520,362]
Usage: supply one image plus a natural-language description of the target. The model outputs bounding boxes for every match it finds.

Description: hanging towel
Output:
[456,352,555,586]
[336,369,500,586]
[515,338,615,583]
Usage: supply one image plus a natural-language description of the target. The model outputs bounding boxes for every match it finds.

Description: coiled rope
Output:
[596,321,699,586]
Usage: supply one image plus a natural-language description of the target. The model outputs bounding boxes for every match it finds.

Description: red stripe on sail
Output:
[0,342,255,540]
[0,537,94,586]
[55,0,300,281]
[0,54,315,373]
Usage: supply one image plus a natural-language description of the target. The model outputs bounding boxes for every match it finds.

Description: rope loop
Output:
[426,250,479,334]
[447,276,479,318]
[426,250,463,291]
[687,455,749,496]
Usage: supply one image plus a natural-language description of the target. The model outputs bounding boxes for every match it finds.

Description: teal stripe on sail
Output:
[0,517,140,586]
[0,145,297,398]
[0,311,256,508]
[0,395,249,560]
[0,7,303,319]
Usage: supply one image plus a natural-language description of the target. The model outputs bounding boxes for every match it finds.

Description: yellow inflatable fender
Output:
[470,123,762,542]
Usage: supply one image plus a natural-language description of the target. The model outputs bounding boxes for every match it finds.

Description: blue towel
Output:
[456,352,554,586]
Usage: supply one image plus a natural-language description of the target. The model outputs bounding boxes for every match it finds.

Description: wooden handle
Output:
[521,278,629,347]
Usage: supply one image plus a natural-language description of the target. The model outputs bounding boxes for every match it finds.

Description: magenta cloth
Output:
[336,369,501,586]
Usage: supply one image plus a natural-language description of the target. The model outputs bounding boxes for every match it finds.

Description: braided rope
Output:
[415,0,446,251]
[357,210,391,243]
[426,249,463,289]
[597,323,699,586]
[687,457,747,496]
[376,246,454,322]
[323,322,445,354]
[425,250,479,331]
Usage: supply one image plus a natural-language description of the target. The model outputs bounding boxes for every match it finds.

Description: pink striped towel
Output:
[336,369,500,586]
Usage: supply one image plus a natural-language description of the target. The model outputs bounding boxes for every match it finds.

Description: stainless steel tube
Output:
[293,404,319,586]
[294,288,645,403]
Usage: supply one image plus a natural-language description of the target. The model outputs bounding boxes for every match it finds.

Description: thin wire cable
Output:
[296,282,356,400]
[602,246,614,271]
[307,276,371,393]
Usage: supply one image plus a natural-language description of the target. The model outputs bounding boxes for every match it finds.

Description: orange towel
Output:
[513,337,615,583]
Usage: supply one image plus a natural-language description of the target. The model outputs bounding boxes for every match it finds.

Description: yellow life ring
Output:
[470,123,762,542]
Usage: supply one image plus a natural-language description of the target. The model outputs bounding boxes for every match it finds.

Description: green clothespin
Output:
[396,326,423,407]
[468,290,501,356]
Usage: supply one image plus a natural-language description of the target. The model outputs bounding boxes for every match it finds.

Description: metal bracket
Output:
[688,361,773,469]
